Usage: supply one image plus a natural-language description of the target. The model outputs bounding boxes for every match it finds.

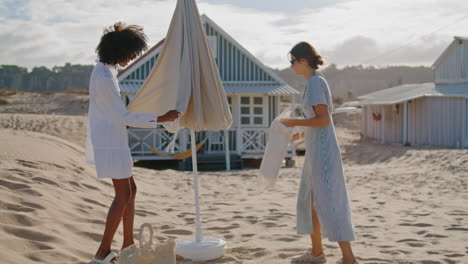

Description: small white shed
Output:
[117,14,299,164]
[357,36,468,148]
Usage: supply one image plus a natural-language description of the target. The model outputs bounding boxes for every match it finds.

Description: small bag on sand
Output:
[118,223,176,264]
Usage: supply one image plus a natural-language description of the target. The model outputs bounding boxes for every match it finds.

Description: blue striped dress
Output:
[296,72,356,242]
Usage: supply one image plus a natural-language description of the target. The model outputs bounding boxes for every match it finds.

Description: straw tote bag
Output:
[118,223,176,264]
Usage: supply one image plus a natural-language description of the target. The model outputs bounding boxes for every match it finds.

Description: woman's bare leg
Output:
[94,178,131,260]
[121,176,137,250]
[337,241,356,264]
[310,201,324,256]
[309,195,356,262]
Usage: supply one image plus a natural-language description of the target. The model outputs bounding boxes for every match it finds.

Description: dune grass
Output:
[65,89,89,95]
[0,96,10,105]
[0,88,16,96]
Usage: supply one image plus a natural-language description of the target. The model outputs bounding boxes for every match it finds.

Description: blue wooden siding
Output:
[124,54,159,81]
[206,19,274,82]
[124,22,276,83]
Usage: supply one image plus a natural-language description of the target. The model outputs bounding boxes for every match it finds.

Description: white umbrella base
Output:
[176,236,226,261]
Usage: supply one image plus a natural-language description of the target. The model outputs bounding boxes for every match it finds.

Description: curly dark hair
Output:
[290,42,324,69]
[96,22,148,65]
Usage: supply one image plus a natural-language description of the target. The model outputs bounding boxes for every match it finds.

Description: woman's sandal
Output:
[89,251,119,264]
[336,259,358,264]
[291,252,327,263]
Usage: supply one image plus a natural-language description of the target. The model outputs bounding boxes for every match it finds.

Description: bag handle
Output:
[138,223,154,248]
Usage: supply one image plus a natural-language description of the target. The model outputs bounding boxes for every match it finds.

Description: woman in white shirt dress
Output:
[281,42,358,264]
[86,22,179,264]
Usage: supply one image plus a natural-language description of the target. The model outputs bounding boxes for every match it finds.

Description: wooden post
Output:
[403,102,408,145]
[381,106,385,144]
[466,99,468,148]
[224,129,231,170]
[236,95,242,155]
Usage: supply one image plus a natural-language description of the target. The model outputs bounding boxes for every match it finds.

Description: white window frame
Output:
[227,95,233,114]
[239,95,267,127]
[207,36,217,59]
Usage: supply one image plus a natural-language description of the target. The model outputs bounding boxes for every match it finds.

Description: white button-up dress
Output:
[85,62,158,179]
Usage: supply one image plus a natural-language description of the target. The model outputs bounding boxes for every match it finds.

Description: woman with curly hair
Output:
[86,22,179,264]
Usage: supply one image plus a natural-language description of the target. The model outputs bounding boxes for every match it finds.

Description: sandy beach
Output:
[0,93,467,264]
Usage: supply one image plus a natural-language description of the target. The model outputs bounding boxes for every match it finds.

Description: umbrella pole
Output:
[176,130,226,261]
[190,129,203,242]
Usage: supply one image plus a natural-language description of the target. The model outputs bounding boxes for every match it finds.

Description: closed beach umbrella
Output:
[127,1,232,131]
[127,0,232,261]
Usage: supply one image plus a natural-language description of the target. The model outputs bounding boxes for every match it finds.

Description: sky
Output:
[1,0,468,70]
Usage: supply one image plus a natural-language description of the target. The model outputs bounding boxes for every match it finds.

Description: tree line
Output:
[274,64,434,101]
[0,63,94,92]
[1,63,433,100]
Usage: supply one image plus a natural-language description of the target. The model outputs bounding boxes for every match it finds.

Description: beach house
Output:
[356,36,468,148]
[117,14,299,167]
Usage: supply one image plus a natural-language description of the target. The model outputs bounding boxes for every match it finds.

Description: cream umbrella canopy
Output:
[127,0,232,131]
[127,0,232,261]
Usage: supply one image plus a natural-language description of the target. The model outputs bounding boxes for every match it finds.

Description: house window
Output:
[240,96,266,126]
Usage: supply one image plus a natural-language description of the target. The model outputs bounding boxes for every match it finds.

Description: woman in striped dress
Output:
[281,42,358,264]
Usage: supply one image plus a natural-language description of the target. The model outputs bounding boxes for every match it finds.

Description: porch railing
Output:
[128,127,293,159]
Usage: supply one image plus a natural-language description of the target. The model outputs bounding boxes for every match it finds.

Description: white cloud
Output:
[1,0,468,70]
[324,36,379,65]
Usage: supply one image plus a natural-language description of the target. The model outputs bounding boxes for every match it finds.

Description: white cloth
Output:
[127,0,232,132]
[258,110,295,189]
[85,62,158,179]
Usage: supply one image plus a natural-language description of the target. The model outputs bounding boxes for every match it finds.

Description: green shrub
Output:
[65,89,89,95]
[0,88,16,96]
[0,96,10,105]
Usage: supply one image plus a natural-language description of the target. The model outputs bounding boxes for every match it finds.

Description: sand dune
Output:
[0,113,87,147]
[0,113,467,264]
[0,92,89,116]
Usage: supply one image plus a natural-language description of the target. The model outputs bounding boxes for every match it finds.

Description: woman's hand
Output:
[281,105,330,128]
[157,110,180,122]
[289,132,302,143]
[280,118,296,127]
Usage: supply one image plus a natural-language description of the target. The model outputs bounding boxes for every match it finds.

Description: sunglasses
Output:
[290,58,300,65]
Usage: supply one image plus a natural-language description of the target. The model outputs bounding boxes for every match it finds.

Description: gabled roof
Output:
[432,36,468,68]
[354,82,468,105]
[223,83,298,95]
[120,80,299,95]
[117,14,298,96]
[199,14,288,87]
[117,39,165,80]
